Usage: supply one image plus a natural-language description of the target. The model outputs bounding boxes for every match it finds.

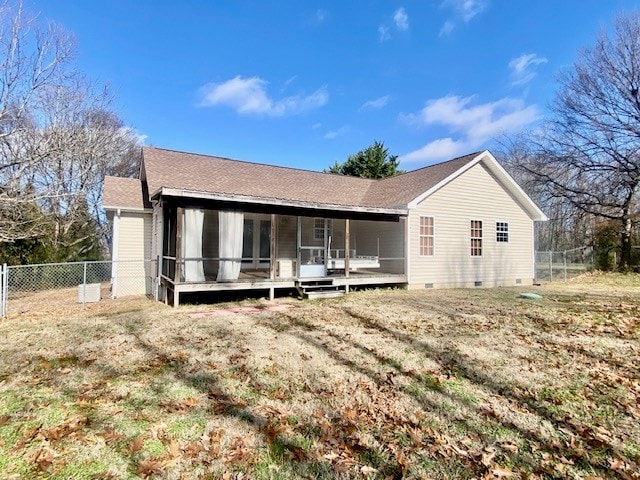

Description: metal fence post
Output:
[1,263,6,318]
[563,250,567,282]
[82,261,87,307]
[549,251,553,281]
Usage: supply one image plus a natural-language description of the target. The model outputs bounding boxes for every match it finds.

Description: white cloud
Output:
[324,126,349,139]
[399,138,470,163]
[399,94,539,163]
[439,0,487,37]
[281,75,298,92]
[379,7,409,41]
[360,95,390,110]
[452,0,487,21]
[393,7,409,31]
[200,76,328,117]
[312,122,322,130]
[315,9,327,23]
[509,53,548,86]
[378,24,391,42]
[439,20,455,37]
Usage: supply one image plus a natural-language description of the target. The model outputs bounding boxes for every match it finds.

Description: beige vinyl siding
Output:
[113,211,153,296]
[276,215,297,258]
[408,162,534,288]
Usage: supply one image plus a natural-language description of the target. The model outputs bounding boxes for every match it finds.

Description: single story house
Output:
[102,146,547,306]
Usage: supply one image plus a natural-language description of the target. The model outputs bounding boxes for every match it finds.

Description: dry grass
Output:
[0,273,639,479]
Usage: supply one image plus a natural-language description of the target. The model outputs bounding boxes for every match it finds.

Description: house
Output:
[102,146,547,306]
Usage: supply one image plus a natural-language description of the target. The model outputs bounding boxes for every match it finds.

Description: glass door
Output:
[242,216,271,269]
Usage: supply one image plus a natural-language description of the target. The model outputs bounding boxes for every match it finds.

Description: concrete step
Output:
[295,278,345,299]
[305,290,345,300]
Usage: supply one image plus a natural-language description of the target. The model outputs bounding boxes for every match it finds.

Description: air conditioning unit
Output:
[78,283,101,303]
[277,259,295,278]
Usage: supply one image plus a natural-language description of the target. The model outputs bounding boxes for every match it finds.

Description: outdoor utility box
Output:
[78,283,101,303]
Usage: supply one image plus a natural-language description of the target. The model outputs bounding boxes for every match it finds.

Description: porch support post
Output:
[174,207,183,307]
[269,214,276,281]
[345,219,350,293]
[296,216,301,277]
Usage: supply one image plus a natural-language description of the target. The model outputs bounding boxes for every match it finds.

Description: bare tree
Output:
[0,1,141,259]
[517,12,640,269]
[0,0,75,241]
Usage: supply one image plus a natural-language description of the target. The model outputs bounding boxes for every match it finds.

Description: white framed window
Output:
[496,222,509,243]
[470,220,482,257]
[419,216,434,256]
[313,218,332,241]
[313,218,324,240]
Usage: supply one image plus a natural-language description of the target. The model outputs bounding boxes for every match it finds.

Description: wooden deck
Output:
[164,270,407,306]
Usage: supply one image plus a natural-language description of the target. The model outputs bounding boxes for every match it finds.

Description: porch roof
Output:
[141,147,480,213]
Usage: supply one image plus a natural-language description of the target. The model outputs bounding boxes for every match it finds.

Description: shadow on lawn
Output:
[110,316,356,479]
[344,306,640,472]
[261,303,639,478]
[18,294,636,479]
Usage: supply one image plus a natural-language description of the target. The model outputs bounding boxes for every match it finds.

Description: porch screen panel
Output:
[217,211,244,281]
[183,209,205,282]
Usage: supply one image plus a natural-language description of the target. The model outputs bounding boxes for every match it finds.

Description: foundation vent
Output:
[424,283,434,289]
[474,281,483,287]
[515,278,522,284]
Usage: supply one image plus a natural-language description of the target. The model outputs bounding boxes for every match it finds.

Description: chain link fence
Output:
[0,259,156,318]
[535,247,594,282]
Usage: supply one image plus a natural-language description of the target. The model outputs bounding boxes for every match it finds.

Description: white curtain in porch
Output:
[183,208,205,282]
[217,211,244,281]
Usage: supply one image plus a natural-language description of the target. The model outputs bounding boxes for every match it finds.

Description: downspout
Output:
[111,209,121,299]
[405,214,411,285]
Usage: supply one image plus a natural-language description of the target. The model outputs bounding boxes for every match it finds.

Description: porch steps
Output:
[296,278,345,299]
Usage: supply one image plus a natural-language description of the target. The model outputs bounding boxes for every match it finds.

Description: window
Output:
[496,222,509,243]
[313,218,331,240]
[419,216,434,256]
[470,220,482,256]
[313,218,324,240]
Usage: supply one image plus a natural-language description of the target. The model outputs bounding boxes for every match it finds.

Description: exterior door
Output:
[242,216,271,269]
[299,217,329,277]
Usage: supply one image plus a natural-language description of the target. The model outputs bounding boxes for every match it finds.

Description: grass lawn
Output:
[0,272,639,479]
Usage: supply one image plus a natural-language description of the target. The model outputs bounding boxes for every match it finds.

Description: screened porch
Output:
[159,206,406,305]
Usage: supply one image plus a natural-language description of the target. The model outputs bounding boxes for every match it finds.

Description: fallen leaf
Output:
[360,465,378,475]
[492,466,515,478]
[129,436,144,453]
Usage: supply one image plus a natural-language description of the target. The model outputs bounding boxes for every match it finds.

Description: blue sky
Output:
[29,0,639,171]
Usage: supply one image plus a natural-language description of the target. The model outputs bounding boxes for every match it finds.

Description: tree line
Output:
[497,12,640,270]
[0,1,140,265]
[1,1,638,272]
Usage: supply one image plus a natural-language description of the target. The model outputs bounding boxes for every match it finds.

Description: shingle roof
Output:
[140,146,480,211]
[103,176,151,211]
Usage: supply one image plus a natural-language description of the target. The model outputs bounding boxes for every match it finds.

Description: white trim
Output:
[407,151,548,222]
[496,221,509,243]
[470,218,483,258]
[156,187,407,216]
[111,209,121,298]
[531,222,536,280]
[103,205,152,213]
[405,214,411,283]
[418,215,435,257]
